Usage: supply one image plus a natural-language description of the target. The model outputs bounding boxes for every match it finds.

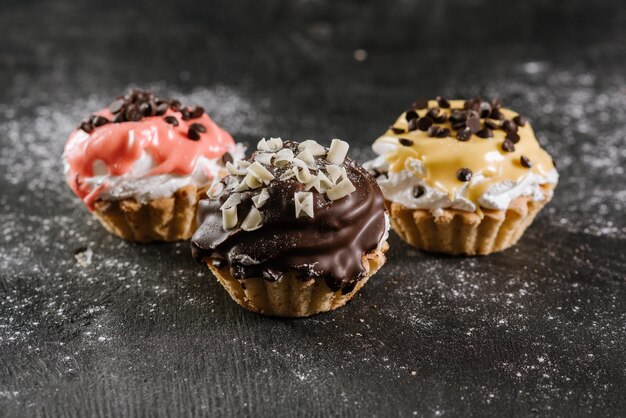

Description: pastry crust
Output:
[92,184,208,242]
[206,242,388,317]
[387,185,554,255]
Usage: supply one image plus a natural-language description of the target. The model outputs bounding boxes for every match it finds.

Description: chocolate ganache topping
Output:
[191,138,387,292]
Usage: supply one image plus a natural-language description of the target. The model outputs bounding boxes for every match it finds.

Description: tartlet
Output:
[365,97,558,255]
[63,89,244,242]
[191,138,389,317]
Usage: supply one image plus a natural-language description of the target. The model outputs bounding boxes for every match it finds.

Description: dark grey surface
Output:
[1,1,626,417]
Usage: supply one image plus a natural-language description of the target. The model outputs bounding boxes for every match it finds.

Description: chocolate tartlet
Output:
[192,138,389,317]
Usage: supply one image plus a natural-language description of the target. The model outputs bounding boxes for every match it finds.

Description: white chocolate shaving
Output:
[247,162,275,184]
[298,140,327,156]
[326,177,356,200]
[266,137,283,152]
[326,139,349,165]
[317,171,334,189]
[294,191,314,218]
[279,170,296,181]
[232,180,250,192]
[254,152,274,166]
[241,207,263,231]
[274,148,294,167]
[326,164,342,184]
[292,162,312,184]
[207,181,224,198]
[226,161,246,176]
[222,205,238,230]
[244,173,263,189]
[219,193,242,210]
[252,188,270,208]
[295,149,315,164]
[237,160,251,169]
[257,138,269,152]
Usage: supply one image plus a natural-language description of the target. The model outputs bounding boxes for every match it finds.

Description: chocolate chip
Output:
[188,127,201,140]
[190,106,204,119]
[399,138,414,146]
[108,99,125,114]
[484,119,498,130]
[501,120,518,133]
[79,121,93,133]
[417,116,433,131]
[456,168,472,182]
[169,100,182,111]
[437,128,450,138]
[436,96,450,108]
[427,126,440,137]
[451,122,467,131]
[125,105,142,122]
[513,115,527,126]
[155,102,169,116]
[490,109,504,120]
[112,113,125,123]
[467,116,481,133]
[464,98,481,111]
[491,98,502,109]
[480,102,492,118]
[164,116,179,126]
[476,128,493,138]
[433,113,448,124]
[520,155,533,168]
[190,122,206,133]
[412,99,429,109]
[391,127,405,134]
[501,139,515,152]
[506,131,521,144]
[457,128,472,141]
[91,115,109,127]
[221,152,234,165]
[405,110,419,121]
[139,102,153,116]
[426,107,440,118]
[413,185,425,198]
[180,107,191,121]
[407,119,419,131]
[450,110,468,123]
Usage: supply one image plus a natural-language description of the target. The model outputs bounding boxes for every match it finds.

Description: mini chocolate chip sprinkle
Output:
[501,138,515,152]
[476,128,493,138]
[221,152,234,165]
[190,106,205,119]
[501,119,518,133]
[450,110,468,123]
[436,96,450,108]
[164,116,179,126]
[427,125,441,138]
[417,116,433,131]
[190,122,206,133]
[180,108,191,121]
[479,102,492,118]
[433,113,448,124]
[436,128,450,138]
[506,131,521,144]
[520,155,533,168]
[405,110,419,121]
[457,127,472,141]
[188,127,201,141]
[456,168,472,182]
[490,109,504,120]
[413,185,425,198]
[412,99,429,109]
[467,116,481,133]
[112,113,125,123]
[79,121,93,133]
[484,119,498,130]
[125,105,142,122]
[513,115,527,126]
[399,138,414,146]
[391,127,405,134]
[155,102,169,116]
[139,102,152,116]
[108,99,125,114]
[407,118,419,131]
[169,100,182,111]
[91,115,109,127]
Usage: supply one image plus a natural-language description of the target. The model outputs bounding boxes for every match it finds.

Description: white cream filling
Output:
[66,143,245,203]
[365,153,558,214]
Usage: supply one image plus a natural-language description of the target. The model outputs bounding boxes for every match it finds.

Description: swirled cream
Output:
[364,98,558,215]
[63,90,241,210]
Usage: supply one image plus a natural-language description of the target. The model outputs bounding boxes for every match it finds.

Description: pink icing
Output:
[64,108,234,210]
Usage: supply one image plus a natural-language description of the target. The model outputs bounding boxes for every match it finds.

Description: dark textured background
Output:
[1,1,625,417]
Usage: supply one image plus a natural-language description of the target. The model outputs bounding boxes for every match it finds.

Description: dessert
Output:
[365,97,558,255]
[191,138,389,317]
[64,90,244,242]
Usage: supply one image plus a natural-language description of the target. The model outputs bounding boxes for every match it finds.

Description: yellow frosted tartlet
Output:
[365,97,558,255]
